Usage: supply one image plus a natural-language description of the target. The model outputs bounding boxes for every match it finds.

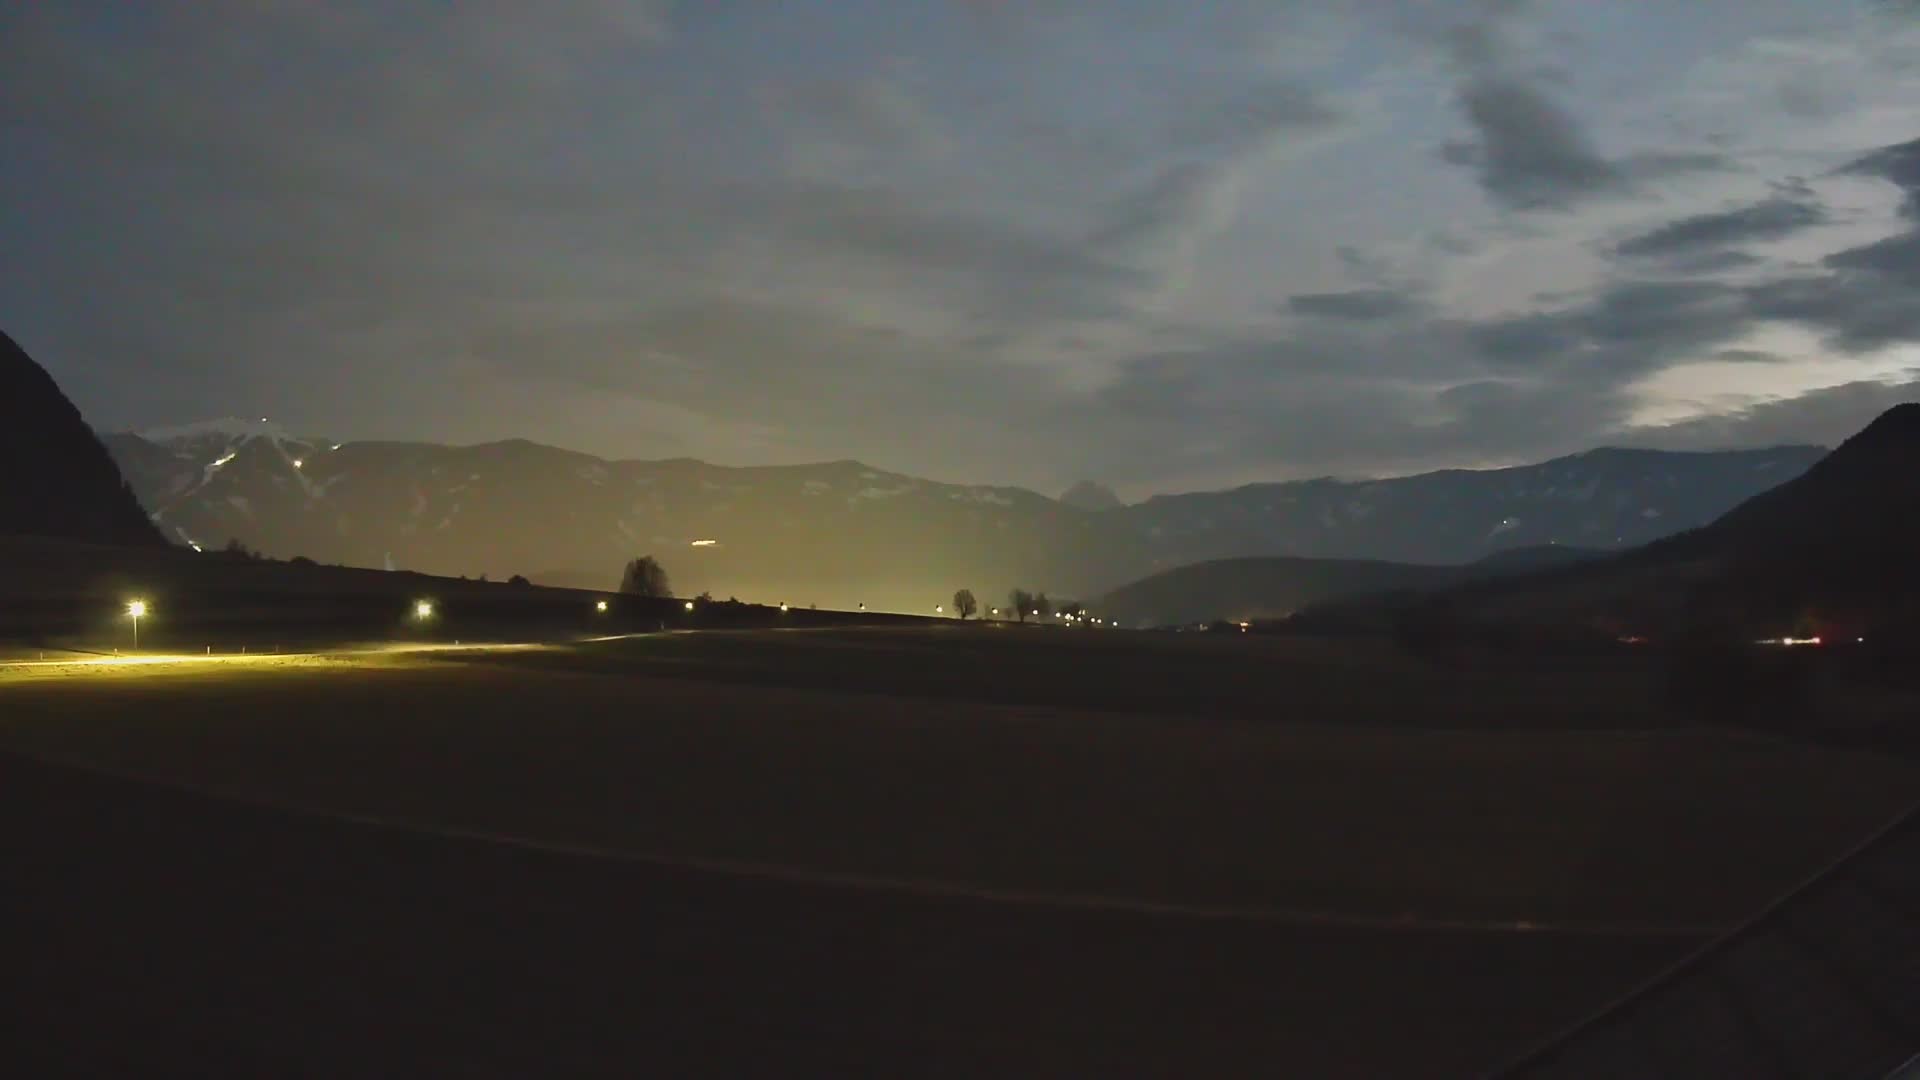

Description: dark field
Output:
[3,626,1915,1076]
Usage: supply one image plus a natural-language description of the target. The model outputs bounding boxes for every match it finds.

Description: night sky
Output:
[6,0,1920,496]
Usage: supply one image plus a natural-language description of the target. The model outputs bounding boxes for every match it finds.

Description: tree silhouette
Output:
[1009,588,1035,623]
[620,555,672,598]
[1034,592,1053,619]
[953,589,978,620]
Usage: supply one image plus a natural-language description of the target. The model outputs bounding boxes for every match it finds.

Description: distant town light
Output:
[990,608,1000,615]
[780,603,790,612]
[690,539,718,547]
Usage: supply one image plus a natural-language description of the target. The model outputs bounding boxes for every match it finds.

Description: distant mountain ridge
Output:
[1094,546,1601,627]
[0,331,163,548]
[102,423,1825,612]
[1354,404,1920,638]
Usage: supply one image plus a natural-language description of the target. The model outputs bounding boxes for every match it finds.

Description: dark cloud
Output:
[1823,229,1920,283]
[1442,77,1621,210]
[1614,198,1827,258]
[1746,272,1920,351]
[1439,78,1731,211]
[1729,136,1920,352]
[1287,289,1426,321]
[1470,280,1751,373]
[1839,135,1920,217]
[1626,376,1920,450]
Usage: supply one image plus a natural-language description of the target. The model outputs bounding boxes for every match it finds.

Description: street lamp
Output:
[685,600,696,612]
[126,600,147,650]
[595,600,609,613]
[415,600,434,620]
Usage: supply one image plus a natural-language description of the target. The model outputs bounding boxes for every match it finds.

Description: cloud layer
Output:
[5,1,1920,496]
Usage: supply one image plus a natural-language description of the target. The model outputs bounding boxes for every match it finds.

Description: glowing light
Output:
[685,600,696,611]
[780,603,789,612]
[690,539,718,547]
[331,444,343,451]
[291,459,304,469]
[188,542,203,553]
[127,601,147,619]
[211,452,237,469]
[414,600,434,619]
[935,605,944,613]
[595,600,609,613]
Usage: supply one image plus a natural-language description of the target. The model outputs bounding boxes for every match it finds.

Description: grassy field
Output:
[2,627,1912,926]
[3,625,1914,1075]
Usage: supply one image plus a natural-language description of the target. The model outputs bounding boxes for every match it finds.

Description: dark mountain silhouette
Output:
[1095,546,1603,627]
[1059,480,1124,512]
[0,331,163,547]
[1673,402,1920,563]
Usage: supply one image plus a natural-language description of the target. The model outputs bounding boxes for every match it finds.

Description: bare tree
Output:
[1034,592,1053,619]
[620,555,672,598]
[1009,588,1035,623]
[952,589,978,621]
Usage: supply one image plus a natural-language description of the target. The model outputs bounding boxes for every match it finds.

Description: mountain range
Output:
[1332,404,1920,640]
[102,420,1825,614]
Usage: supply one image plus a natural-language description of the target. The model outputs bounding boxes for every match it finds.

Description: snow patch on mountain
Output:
[141,417,288,443]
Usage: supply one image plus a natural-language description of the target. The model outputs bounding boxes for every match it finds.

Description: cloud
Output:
[1840,134,1920,217]
[1167,78,1344,151]
[1441,77,1620,210]
[1286,289,1426,321]
[1732,135,1920,351]
[1469,280,1753,377]
[1625,375,1920,450]
[1615,197,1827,258]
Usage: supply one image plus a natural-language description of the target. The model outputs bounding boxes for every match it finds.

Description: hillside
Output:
[0,331,163,547]
[1096,546,1600,627]
[1387,405,1920,639]
[103,425,1822,612]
